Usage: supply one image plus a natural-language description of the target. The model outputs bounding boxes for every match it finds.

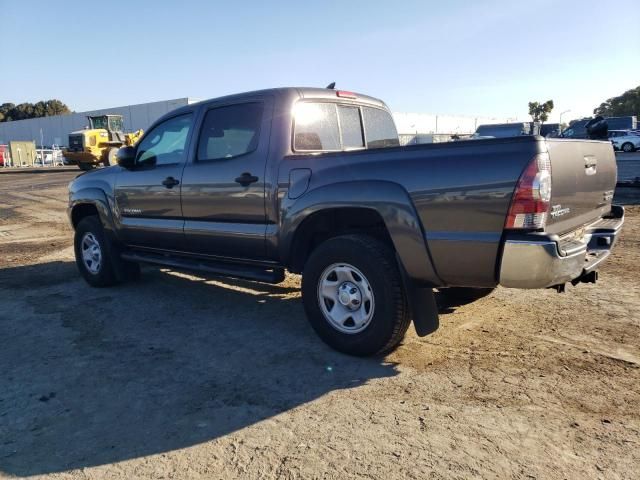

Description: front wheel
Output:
[301,235,410,356]
[78,163,94,171]
[104,147,119,167]
[622,142,635,153]
[74,216,140,287]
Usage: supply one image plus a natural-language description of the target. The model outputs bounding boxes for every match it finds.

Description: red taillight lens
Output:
[505,153,552,229]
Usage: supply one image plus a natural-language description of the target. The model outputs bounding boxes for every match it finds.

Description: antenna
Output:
[326,82,336,90]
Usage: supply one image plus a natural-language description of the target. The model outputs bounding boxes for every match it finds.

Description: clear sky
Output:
[1,0,638,123]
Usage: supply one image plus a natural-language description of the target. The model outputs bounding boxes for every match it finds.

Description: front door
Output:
[114,112,194,251]
[180,99,271,260]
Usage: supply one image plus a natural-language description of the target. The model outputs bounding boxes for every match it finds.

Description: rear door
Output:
[114,112,194,250]
[545,139,617,235]
[180,98,272,260]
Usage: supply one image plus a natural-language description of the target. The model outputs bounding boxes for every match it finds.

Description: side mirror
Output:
[117,146,136,168]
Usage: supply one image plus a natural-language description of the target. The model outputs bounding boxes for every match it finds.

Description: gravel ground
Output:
[0,170,638,479]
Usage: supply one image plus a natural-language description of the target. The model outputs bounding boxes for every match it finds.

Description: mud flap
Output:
[396,254,439,337]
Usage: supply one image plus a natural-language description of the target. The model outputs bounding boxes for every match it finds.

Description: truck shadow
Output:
[0,261,400,476]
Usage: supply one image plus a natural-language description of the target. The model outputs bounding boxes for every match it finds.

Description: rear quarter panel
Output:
[279,137,542,287]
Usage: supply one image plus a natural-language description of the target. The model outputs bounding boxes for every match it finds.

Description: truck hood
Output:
[69,165,118,195]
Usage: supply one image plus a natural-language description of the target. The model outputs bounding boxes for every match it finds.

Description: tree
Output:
[0,103,15,122]
[528,100,554,124]
[594,86,640,117]
[0,100,71,122]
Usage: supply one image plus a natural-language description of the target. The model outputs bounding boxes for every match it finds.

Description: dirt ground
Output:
[0,170,638,480]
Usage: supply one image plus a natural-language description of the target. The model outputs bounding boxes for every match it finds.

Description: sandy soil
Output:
[0,171,638,479]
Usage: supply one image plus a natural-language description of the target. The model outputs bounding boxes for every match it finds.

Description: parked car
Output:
[539,123,560,137]
[562,116,638,139]
[68,87,624,356]
[470,122,531,139]
[608,130,640,152]
[465,122,558,140]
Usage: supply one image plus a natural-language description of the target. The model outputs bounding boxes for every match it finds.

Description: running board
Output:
[120,251,285,284]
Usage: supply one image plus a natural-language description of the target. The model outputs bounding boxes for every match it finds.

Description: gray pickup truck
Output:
[68,87,624,356]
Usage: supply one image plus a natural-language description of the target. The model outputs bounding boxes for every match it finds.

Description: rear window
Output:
[338,106,364,149]
[293,102,398,152]
[294,103,340,151]
[362,107,399,148]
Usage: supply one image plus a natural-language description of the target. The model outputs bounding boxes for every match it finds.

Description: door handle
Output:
[235,172,259,186]
[162,176,180,188]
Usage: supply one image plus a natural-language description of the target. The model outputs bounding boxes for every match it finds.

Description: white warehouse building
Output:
[0,98,198,147]
[0,97,519,147]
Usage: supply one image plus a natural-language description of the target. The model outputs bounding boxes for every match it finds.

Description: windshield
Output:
[109,116,124,132]
[89,116,123,131]
[90,116,108,129]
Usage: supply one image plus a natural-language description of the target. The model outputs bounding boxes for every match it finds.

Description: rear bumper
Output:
[499,205,624,288]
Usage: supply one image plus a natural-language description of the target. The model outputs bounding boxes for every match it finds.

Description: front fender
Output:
[69,188,119,241]
[280,180,442,286]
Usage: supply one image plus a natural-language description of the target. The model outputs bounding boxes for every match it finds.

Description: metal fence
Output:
[1,145,65,168]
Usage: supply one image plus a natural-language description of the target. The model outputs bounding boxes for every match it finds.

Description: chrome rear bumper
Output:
[499,205,624,289]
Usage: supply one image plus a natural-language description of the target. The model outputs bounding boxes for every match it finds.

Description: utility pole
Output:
[559,110,571,135]
[40,129,44,166]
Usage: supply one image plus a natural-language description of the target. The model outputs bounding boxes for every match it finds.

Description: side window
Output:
[137,114,193,166]
[338,106,364,149]
[363,107,399,149]
[197,103,264,161]
[294,103,340,151]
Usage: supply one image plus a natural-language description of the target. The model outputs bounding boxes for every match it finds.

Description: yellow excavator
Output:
[64,114,143,170]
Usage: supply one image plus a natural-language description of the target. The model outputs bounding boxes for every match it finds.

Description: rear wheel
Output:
[301,235,410,356]
[78,163,94,171]
[622,142,635,153]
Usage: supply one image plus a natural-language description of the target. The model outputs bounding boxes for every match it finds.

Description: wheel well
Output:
[288,208,394,273]
[71,203,99,228]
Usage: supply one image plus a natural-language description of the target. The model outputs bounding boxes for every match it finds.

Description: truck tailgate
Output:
[545,139,617,235]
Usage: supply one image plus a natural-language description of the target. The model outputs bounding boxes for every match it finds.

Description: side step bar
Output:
[121,251,285,284]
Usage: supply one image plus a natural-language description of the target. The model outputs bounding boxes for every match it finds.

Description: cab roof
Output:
[157,87,389,121]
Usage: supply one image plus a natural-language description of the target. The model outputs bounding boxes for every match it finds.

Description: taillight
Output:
[336,90,357,99]
[505,153,552,229]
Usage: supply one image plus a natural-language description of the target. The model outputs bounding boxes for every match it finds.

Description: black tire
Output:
[104,147,119,167]
[74,216,124,287]
[622,142,635,153]
[301,235,410,356]
[78,163,94,171]
[437,287,494,307]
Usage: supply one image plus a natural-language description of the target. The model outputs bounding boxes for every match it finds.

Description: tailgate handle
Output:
[584,155,597,176]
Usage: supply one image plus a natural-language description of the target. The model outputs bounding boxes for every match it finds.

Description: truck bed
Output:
[282,135,618,287]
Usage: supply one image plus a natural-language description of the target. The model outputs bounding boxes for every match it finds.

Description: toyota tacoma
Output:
[68,87,624,356]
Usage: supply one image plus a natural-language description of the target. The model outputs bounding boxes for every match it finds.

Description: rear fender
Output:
[280,180,442,286]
